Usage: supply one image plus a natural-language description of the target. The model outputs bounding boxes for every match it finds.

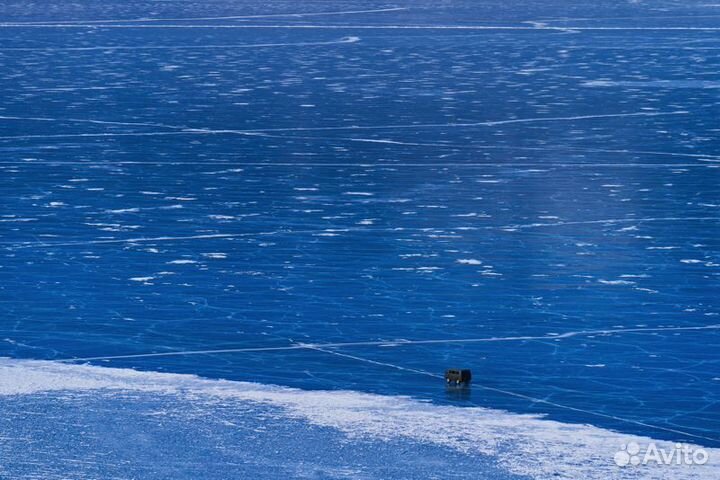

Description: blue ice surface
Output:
[0,0,719,475]
[0,388,524,480]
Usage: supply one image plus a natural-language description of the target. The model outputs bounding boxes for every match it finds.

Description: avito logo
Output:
[614,442,708,467]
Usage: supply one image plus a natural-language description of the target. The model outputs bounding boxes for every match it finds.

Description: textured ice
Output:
[1,0,720,478]
[1,358,718,480]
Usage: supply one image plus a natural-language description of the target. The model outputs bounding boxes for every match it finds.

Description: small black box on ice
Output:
[444,369,472,385]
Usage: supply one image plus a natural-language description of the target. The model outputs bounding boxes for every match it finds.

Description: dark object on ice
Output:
[444,369,472,385]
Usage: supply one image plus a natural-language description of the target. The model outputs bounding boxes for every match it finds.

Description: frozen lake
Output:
[1,0,719,478]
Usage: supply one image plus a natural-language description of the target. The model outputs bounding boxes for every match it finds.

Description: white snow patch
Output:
[457,259,483,265]
[202,253,228,259]
[0,358,717,480]
[129,276,155,283]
